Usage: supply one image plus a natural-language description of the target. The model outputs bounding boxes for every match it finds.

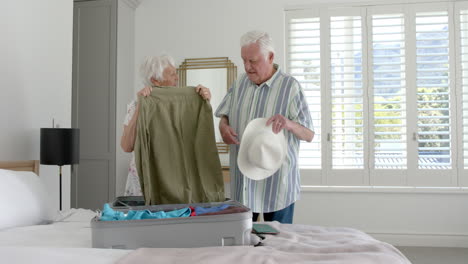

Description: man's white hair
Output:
[240,30,275,59]
[139,54,176,86]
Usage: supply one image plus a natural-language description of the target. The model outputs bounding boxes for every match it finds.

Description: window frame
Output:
[286,1,467,187]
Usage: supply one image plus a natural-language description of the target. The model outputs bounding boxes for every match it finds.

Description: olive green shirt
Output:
[135,86,225,205]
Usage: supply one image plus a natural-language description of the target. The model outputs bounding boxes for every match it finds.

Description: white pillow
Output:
[0,169,55,230]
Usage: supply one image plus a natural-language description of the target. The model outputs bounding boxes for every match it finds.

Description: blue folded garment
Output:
[100,203,192,221]
[194,204,230,215]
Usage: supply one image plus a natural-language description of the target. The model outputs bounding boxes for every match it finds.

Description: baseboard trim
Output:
[370,232,468,248]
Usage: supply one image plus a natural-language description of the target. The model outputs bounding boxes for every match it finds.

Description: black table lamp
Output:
[40,128,80,210]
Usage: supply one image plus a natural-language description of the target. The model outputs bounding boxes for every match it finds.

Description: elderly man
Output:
[215,31,314,224]
[121,54,211,196]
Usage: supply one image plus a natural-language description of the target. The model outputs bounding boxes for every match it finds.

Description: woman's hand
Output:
[137,86,153,97]
[195,84,211,101]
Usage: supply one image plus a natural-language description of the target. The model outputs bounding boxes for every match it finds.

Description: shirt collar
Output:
[254,64,281,89]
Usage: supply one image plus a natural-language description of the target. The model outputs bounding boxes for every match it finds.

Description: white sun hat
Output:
[237,118,287,181]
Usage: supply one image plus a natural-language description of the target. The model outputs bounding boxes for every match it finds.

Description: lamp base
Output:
[59,165,62,211]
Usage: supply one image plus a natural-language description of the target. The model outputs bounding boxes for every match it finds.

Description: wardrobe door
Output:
[72,0,116,209]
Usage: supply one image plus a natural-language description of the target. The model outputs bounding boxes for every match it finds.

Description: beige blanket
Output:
[117,221,411,264]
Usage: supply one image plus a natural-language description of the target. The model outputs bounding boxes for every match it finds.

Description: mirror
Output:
[178,57,237,166]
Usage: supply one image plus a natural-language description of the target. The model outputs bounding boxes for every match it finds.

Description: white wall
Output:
[116,1,137,196]
[0,1,73,211]
[133,0,468,247]
[133,0,409,81]
[296,188,468,247]
[134,0,288,81]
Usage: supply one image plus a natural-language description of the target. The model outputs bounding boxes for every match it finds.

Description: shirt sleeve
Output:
[214,83,235,118]
[123,100,137,126]
[288,80,314,132]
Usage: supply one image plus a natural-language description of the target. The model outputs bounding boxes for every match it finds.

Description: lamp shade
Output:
[40,128,80,166]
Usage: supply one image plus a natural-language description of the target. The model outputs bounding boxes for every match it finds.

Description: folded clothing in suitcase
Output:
[91,200,252,249]
[110,196,146,209]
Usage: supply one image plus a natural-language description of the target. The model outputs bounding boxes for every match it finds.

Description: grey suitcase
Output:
[91,200,252,249]
[110,196,146,209]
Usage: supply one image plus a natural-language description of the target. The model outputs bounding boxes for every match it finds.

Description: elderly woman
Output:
[121,54,211,196]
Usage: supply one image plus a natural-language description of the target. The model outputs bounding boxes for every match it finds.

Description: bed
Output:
[0,160,411,264]
[0,160,39,174]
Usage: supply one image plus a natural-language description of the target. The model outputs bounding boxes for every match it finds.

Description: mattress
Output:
[0,208,411,264]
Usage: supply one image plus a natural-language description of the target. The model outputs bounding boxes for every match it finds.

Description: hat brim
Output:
[237,118,287,181]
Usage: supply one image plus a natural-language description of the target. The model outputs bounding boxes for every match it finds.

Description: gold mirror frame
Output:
[178,57,237,154]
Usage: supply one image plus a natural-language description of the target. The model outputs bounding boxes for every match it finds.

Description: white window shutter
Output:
[285,2,460,187]
[458,5,468,186]
[287,16,322,169]
[329,15,365,170]
[415,11,451,170]
[460,9,468,169]
[371,13,407,170]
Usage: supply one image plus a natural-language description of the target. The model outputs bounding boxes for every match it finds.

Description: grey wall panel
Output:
[72,0,116,209]
[75,159,110,210]
[76,5,111,155]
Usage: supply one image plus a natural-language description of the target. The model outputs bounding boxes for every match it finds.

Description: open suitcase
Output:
[91,198,252,249]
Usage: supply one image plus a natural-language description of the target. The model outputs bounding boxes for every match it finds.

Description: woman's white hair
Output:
[240,30,275,59]
[139,54,176,86]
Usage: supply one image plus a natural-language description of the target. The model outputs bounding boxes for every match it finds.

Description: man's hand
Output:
[220,123,239,145]
[195,84,211,101]
[266,114,291,134]
[266,114,314,142]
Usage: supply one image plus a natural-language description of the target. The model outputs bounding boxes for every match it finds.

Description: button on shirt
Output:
[215,65,313,213]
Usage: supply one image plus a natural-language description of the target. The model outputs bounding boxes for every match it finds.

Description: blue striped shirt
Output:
[215,65,313,212]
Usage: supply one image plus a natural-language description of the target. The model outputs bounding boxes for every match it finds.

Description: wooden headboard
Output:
[0,160,39,175]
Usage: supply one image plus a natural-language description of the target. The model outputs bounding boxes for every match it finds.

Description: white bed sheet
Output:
[0,208,411,264]
[0,246,129,264]
[0,208,95,248]
[117,221,411,264]
[0,208,131,264]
